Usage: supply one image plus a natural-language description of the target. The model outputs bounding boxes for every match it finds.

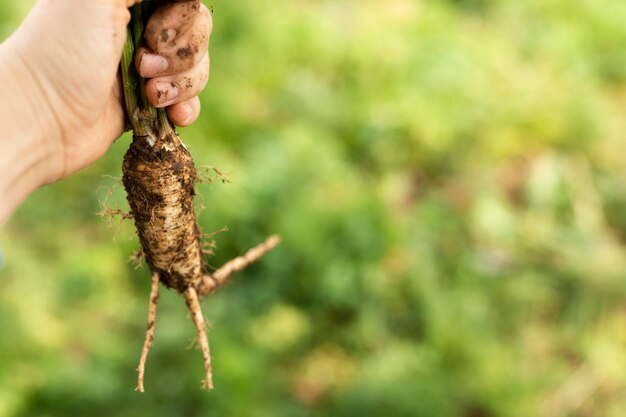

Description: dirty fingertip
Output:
[168,98,200,127]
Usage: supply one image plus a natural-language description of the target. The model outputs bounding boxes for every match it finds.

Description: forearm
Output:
[0,40,59,224]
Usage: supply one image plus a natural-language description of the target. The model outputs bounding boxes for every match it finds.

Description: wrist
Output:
[0,39,63,223]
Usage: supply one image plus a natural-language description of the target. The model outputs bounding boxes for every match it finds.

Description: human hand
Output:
[2,0,211,184]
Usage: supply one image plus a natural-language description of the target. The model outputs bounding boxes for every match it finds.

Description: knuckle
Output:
[169,37,207,72]
[142,1,210,74]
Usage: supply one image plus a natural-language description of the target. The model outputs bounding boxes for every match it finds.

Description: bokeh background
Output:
[3,0,626,415]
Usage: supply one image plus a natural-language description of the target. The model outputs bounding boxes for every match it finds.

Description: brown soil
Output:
[122,135,204,293]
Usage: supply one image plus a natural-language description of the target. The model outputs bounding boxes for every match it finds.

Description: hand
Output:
[3,0,212,184]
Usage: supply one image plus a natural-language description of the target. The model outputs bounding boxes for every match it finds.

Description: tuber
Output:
[119,0,280,392]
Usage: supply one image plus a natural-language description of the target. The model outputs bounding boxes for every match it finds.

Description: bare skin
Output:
[0,1,282,390]
[0,0,212,223]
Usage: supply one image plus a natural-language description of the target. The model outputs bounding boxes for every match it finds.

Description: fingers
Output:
[127,0,200,5]
[144,52,209,108]
[131,1,210,125]
[136,2,212,77]
[167,96,201,127]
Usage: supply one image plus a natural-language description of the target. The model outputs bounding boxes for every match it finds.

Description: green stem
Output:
[131,5,157,118]
[120,26,138,129]
[131,4,144,50]
[122,2,177,139]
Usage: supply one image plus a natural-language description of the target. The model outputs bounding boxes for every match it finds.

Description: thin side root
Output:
[197,235,282,297]
[183,286,214,391]
[136,272,160,393]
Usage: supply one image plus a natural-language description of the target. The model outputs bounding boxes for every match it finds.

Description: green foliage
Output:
[3,0,626,415]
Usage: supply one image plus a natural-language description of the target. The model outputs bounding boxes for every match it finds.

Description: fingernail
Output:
[156,82,179,106]
[140,54,169,77]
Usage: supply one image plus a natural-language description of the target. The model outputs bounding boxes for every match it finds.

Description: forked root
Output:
[183,286,214,390]
[136,272,160,393]
[197,235,282,297]
[134,235,281,392]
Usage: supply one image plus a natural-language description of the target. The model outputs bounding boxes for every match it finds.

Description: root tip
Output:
[202,378,214,391]
[267,234,282,247]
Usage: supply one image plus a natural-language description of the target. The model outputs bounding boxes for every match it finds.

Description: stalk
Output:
[120,3,174,144]
[131,4,156,119]
[120,26,139,128]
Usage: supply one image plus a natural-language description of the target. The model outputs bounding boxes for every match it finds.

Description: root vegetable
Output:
[119,1,280,392]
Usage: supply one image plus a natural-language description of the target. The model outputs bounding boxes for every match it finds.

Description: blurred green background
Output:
[3,0,626,415]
